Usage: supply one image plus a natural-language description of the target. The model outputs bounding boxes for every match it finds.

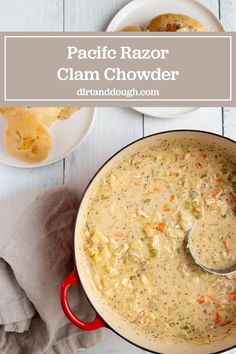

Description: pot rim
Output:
[73,129,236,354]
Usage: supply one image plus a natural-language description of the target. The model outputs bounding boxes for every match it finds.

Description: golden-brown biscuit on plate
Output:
[28,107,61,127]
[5,113,52,163]
[145,13,208,32]
[0,107,28,121]
[121,25,142,32]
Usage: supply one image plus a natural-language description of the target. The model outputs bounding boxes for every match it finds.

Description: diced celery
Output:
[128,297,136,305]
[184,201,191,210]
[150,211,162,223]
[150,249,158,258]
[189,190,199,199]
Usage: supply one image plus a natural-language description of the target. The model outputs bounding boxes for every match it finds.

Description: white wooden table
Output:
[0,1,235,353]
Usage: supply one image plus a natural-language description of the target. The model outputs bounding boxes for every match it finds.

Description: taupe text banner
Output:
[0,32,235,106]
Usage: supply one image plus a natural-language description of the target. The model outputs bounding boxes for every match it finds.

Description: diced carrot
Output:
[229,291,236,302]
[212,188,222,198]
[114,231,124,238]
[196,162,203,170]
[170,194,176,202]
[153,187,161,192]
[193,205,201,213]
[223,320,232,326]
[198,296,205,304]
[133,181,141,187]
[216,178,222,184]
[201,153,208,160]
[175,171,180,177]
[163,207,170,212]
[215,311,222,325]
[157,223,167,233]
[100,278,107,289]
[176,291,182,296]
[198,295,216,305]
[223,240,229,252]
[206,295,215,302]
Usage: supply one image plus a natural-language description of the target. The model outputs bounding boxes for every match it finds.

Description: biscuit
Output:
[5,113,52,163]
[145,13,208,32]
[28,107,61,127]
[0,108,28,121]
[121,25,142,32]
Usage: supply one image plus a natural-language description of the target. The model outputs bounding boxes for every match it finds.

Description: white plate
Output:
[107,0,224,118]
[0,107,95,168]
[134,106,199,118]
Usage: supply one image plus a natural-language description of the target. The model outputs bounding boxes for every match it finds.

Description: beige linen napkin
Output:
[0,186,103,354]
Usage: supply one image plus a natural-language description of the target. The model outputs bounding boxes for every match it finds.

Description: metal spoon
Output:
[188,223,236,276]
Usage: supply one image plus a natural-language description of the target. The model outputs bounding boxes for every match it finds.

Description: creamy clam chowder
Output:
[83,139,236,344]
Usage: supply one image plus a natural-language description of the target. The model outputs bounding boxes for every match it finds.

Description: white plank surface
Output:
[224,107,236,140]
[65,0,132,31]
[65,108,142,200]
[0,0,63,31]
[0,0,235,353]
[0,0,64,199]
[144,107,223,135]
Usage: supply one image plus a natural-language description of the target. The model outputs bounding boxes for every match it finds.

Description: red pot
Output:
[61,130,236,354]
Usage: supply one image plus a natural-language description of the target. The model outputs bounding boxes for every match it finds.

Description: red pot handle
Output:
[61,269,106,330]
